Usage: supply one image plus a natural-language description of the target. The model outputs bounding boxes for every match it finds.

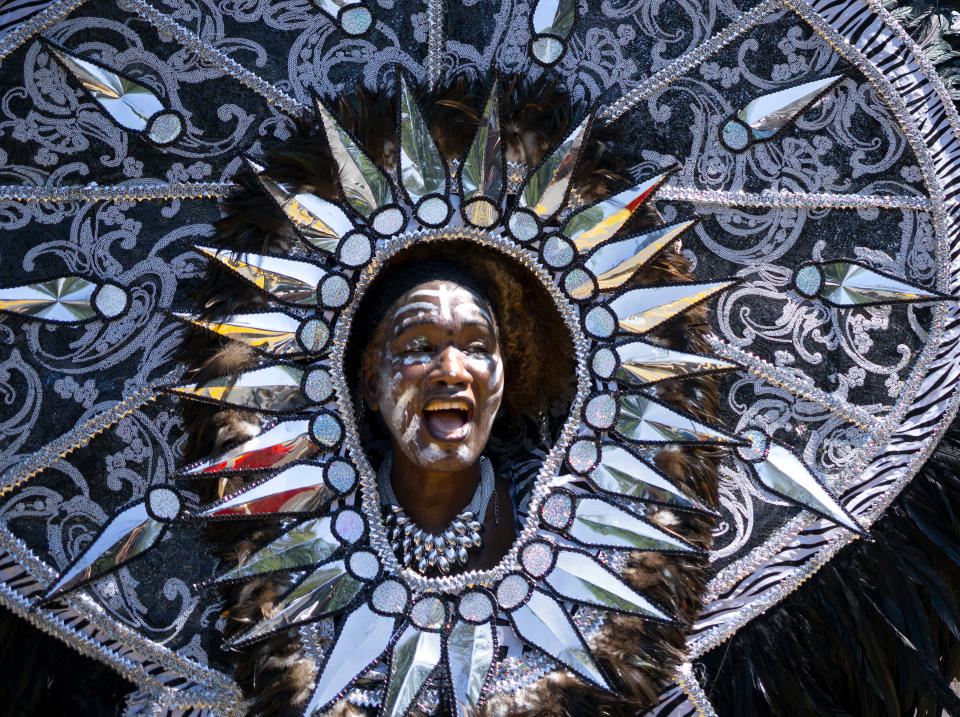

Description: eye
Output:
[466,340,491,355]
[403,337,432,353]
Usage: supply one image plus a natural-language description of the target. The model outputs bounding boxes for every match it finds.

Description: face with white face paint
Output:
[362,279,505,474]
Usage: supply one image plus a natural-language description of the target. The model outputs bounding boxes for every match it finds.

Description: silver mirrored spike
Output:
[0,277,98,322]
[173,311,305,357]
[607,281,734,335]
[193,245,324,306]
[230,560,362,645]
[562,173,669,251]
[748,439,862,533]
[545,549,669,620]
[214,516,338,583]
[509,589,608,688]
[805,261,942,306]
[568,221,696,298]
[200,463,332,518]
[184,421,317,476]
[246,159,356,254]
[314,0,372,35]
[47,45,183,144]
[381,625,443,717]
[615,394,738,444]
[170,364,308,413]
[608,341,737,387]
[447,620,496,716]
[46,492,179,597]
[565,496,696,553]
[516,115,591,219]
[589,443,706,511]
[722,75,841,151]
[315,99,400,233]
[460,83,503,228]
[530,0,575,64]
[306,603,397,714]
[399,74,446,205]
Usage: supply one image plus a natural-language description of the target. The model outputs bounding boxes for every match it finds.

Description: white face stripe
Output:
[392,301,437,320]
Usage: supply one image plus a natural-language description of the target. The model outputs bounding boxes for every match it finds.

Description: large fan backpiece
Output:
[0,0,958,713]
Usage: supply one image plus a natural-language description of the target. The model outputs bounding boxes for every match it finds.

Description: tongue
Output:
[425,409,467,434]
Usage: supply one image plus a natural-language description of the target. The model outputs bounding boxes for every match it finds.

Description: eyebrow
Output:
[393,315,496,337]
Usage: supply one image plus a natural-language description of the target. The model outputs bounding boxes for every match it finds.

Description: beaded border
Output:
[0,182,238,203]
[654,185,933,212]
[425,0,444,91]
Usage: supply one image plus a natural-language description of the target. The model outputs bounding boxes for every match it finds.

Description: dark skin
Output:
[362,280,515,571]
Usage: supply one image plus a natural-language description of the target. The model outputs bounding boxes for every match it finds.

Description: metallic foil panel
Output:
[608,281,733,335]
[509,590,608,688]
[200,463,332,518]
[230,560,362,645]
[545,548,668,620]
[46,503,164,597]
[306,604,397,714]
[48,46,164,132]
[247,159,355,254]
[532,0,575,37]
[589,443,704,510]
[613,341,737,386]
[461,83,503,204]
[517,116,590,219]
[183,421,317,475]
[193,246,324,306]
[569,221,695,298]
[567,496,695,553]
[819,261,940,305]
[752,441,861,532]
[382,625,443,717]
[562,173,669,251]
[447,620,495,716]
[174,311,304,356]
[316,100,395,219]
[170,364,308,413]
[314,0,372,35]
[0,277,97,322]
[399,75,446,203]
[214,516,338,582]
[615,395,738,444]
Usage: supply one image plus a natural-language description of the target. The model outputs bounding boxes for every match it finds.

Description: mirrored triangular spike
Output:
[183,421,317,475]
[170,364,309,414]
[722,76,841,151]
[607,281,734,335]
[46,44,183,144]
[214,516,338,583]
[550,495,696,553]
[315,99,399,232]
[746,436,862,533]
[798,261,943,306]
[313,0,372,35]
[193,245,324,306]
[609,341,738,386]
[230,560,362,645]
[517,115,591,219]
[589,443,707,511]
[47,488,181,597]
[562,173,670,251]
[0,277,98,322]
[615,394,738,444]
[173,311,305,356]
[530,0,575,63]
[447,620,496,716]
[509,589,608,688]
[545,549,669,620]
[305,603,398,714]
[381,624,443,717]
[200,463,332,518]
[398,74,446,205]
[568,221,696,298]
[460,83,503,228]
[246,159,356,254]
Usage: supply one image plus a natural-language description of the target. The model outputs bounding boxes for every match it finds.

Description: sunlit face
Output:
[363,279,505,473]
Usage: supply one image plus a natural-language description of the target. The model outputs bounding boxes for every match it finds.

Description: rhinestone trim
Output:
[0,182,238,203]
[654,184,933,212]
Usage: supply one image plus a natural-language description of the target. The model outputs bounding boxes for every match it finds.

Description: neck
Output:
[389,448,481,532]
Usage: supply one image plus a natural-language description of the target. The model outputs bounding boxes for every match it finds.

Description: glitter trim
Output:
[425,0,443,91]
[655,185,933,212]
[0,182,238,203]
[675,662,718,717]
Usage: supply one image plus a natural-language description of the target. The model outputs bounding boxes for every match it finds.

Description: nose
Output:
[430,345,471,387]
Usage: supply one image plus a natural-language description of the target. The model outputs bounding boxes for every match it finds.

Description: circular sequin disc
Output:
[310,413,342,447]
[298,319,329,353]
[325,459,357,494]
[721,120,749,151]
[542,235,575,268]
[94,283,128,318]
[592,348,616,379]
[303,368,333,403]
[320,275,350,308]
[411,596,447,629]
[495,574,531,609]
[508,210,538,241]
[147,112,184,144]
[372,207,404,236]
[567,439,598,474]
[520,541,554,578]
[416,196,450,225]
[458,591,494,623]
[348,550,380,579]
[531,36,564,64]
[334,509,364,543]
[148,487,181,521]
[584,306,616,338]
[736,429,770,462]
[372,580,408,615]
[794,265,823,297]
[338,234,372,267]
[339,5,372,34]
[585,394,617,429]
[541,493,573,528]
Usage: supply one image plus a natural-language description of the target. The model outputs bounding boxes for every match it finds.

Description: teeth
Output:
[424,400,469,412]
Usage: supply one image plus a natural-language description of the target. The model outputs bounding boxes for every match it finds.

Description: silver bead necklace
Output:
[378,453,494,574]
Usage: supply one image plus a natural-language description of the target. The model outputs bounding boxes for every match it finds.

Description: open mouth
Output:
[422,398,473,441]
